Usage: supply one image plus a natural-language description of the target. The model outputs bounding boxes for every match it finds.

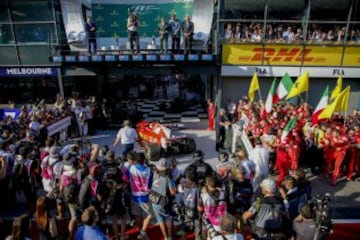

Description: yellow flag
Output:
[285,71,309,100]
[319,86,350,119]
[248,72,260,102]
[330,75,343,100]
[336,85,350,111]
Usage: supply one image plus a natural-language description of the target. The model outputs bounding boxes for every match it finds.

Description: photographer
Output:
[99,151,127,240]
[183,149,214,187]
[292,203,316,240]
[127,10,140,54]
[242,178,285,240]
[177,169,202,240]
[198,175,227,239]
[149,158,176,240]
[212,214,244,240]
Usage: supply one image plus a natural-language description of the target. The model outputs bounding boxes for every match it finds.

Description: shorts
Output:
[131,200,154,218]
[152,203,172,223]
[68,203,80,220]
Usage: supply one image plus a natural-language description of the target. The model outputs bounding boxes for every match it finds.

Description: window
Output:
[268,0,306,21]
[224,0,266,20]
[10,1,53,22]
[310,0,351,21]
[14,23,55,43]
[0,46,18,65]
[18,45,52,64]
[0,24,14,44]
[0,77,59,103]
[347,23,360,44]
[0,5,10,22]
[352,0,360,21]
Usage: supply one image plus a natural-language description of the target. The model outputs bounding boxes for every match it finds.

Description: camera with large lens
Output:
[309,193,333,240]
[172,202,185,223]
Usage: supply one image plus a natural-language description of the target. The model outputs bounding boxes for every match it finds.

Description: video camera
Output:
[308,193,333,240]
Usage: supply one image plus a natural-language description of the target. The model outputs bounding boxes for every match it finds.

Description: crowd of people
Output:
[0,92,344,240]
[223,22,360,44]
[215,97,360,187]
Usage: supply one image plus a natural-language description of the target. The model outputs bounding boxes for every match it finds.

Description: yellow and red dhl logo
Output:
[233,46,342,64]
[249,48,315,62]
[224,44,360,66]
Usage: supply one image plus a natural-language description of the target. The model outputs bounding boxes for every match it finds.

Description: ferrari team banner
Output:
[222,44,360,67]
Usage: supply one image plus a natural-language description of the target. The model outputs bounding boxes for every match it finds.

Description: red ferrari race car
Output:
[136,121,196,161]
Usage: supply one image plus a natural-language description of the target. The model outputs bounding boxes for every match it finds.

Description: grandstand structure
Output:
[0,0,359,110]
[0,0,217,109]
[218,0,360,108]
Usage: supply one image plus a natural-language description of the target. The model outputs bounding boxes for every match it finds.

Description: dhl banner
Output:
[343,47,360,66]
[222,44,360,67]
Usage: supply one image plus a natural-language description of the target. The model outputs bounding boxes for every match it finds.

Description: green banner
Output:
[92,2,193,38]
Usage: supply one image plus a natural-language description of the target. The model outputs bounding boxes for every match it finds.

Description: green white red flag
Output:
[273,73,293,103]
[311,86,329,125]
[263,78,276,117]
[281,116,298,143]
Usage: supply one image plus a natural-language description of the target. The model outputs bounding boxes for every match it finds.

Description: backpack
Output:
[63,180,78,204]
[61,172,79,204]
[101,179,118,214]
[100,163,122,214]
[149,174,170,207]
[256,197,283,233]
[101,160,121,182]
[79,175,100,209]
[12,157,28,190]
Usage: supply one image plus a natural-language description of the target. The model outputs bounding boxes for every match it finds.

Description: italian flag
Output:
[281,116,298,143]
[311,86,329,125]
[262,78,276,118]
[273,73,293,103]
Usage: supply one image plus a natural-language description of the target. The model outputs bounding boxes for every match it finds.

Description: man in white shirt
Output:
[248,138,270,193]
[113,120,138,158]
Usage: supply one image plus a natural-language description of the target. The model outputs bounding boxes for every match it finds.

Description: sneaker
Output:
[175,230,186,237]
[137,231,149,240]
[130,219,136,227]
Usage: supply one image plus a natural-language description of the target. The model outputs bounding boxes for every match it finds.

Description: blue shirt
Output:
[126,164,153,203]
[75,225,107,240]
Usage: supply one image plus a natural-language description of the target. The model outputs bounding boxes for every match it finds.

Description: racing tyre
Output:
[144,143,161,161]
[184,137,196,153]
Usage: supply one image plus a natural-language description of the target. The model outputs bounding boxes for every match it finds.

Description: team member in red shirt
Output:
[330,129,349,186]
[288,129,302,172]
[207,99,216,131]
[346,128,360,181]
[319,127,334,178]
[275,132,290,187]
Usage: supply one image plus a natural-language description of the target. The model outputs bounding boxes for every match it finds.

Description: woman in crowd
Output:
[6,214,31,240]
